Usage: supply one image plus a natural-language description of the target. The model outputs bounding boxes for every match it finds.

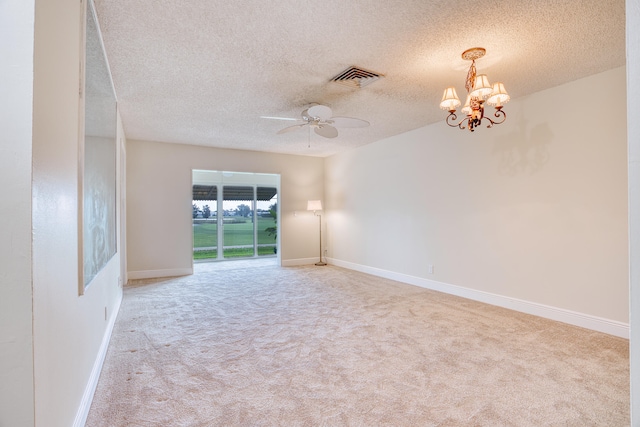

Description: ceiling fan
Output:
[263,104,369,138]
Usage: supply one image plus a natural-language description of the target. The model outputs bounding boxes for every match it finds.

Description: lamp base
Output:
[315,261,327,266]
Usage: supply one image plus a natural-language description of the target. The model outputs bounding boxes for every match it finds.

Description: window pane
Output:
[257,188,277,256]
[223,186,254,258]
[193,197,217,260]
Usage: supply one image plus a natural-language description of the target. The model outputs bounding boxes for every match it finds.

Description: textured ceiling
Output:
[93,0,625,157]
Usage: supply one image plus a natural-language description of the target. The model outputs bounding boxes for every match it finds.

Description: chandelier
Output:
[439,47,510,132]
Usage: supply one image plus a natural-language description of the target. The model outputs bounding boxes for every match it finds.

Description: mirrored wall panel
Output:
[82,0,117,289]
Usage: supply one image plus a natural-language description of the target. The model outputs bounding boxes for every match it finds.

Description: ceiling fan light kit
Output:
[272,104,370,139]
[440,47,510,132]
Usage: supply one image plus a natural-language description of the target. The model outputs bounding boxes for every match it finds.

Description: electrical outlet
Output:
[428,264,434,274]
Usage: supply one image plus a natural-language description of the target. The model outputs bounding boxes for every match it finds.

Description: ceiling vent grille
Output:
[331,66,383,89]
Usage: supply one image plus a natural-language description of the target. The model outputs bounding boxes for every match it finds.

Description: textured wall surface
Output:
[126,140,324,277]
[626,0,640,423]
[31,0,124,425]
[325,67,628,326]
[0,1,35,425]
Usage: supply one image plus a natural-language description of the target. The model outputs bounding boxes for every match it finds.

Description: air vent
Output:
[331,66,383,89]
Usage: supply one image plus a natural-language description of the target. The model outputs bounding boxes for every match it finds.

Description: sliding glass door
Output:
[256,187,278,256]
[222,186,254,258]
[192,185,218,260]
[192,171,279,262]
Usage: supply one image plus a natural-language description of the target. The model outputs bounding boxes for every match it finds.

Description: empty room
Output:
[2,0,639,426]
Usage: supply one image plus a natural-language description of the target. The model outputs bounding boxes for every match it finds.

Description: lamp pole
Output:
[307,200,326,266]
[315,211,326,266]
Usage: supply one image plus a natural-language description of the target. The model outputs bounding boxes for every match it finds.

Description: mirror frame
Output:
[78,0,118,295]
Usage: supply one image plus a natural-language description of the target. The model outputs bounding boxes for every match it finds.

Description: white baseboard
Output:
[127,268,193,281]
[281,257,323,267]
[328,258,629,339]
[73,291,123,427]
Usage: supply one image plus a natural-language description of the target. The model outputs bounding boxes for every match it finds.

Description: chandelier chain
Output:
[465,60,476,94]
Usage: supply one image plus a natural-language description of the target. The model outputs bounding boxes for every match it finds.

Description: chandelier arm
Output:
[492,108,506,125]
[480,109,507,129]
[445,111,460,128]
[483,117,496,129]
[443,104,507,132]
[445,112,471,130]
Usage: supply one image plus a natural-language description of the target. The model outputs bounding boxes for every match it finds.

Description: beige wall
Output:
[627,0,640,422]
[2,4,127,425]
[126,140,324,277]
[0,1,36,425]
[325,67,628,332]
[29,0,124,426]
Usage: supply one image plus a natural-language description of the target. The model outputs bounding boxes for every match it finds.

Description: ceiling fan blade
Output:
[277,123,307,134]
[314,124,338,138]
[330,116,370,128]
[307,105,332,121]
[260,116,299,121]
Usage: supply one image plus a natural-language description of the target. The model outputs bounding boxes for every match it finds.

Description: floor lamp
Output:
[307,200,326,266]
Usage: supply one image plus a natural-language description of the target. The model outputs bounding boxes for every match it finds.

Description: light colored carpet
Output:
[86,261,629,426]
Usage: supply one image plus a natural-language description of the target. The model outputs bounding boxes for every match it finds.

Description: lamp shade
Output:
[439,87,461,111]
[470,74,492,98]
[486,82,510,107]
[307,200,322,211]
[461,94,472,116]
